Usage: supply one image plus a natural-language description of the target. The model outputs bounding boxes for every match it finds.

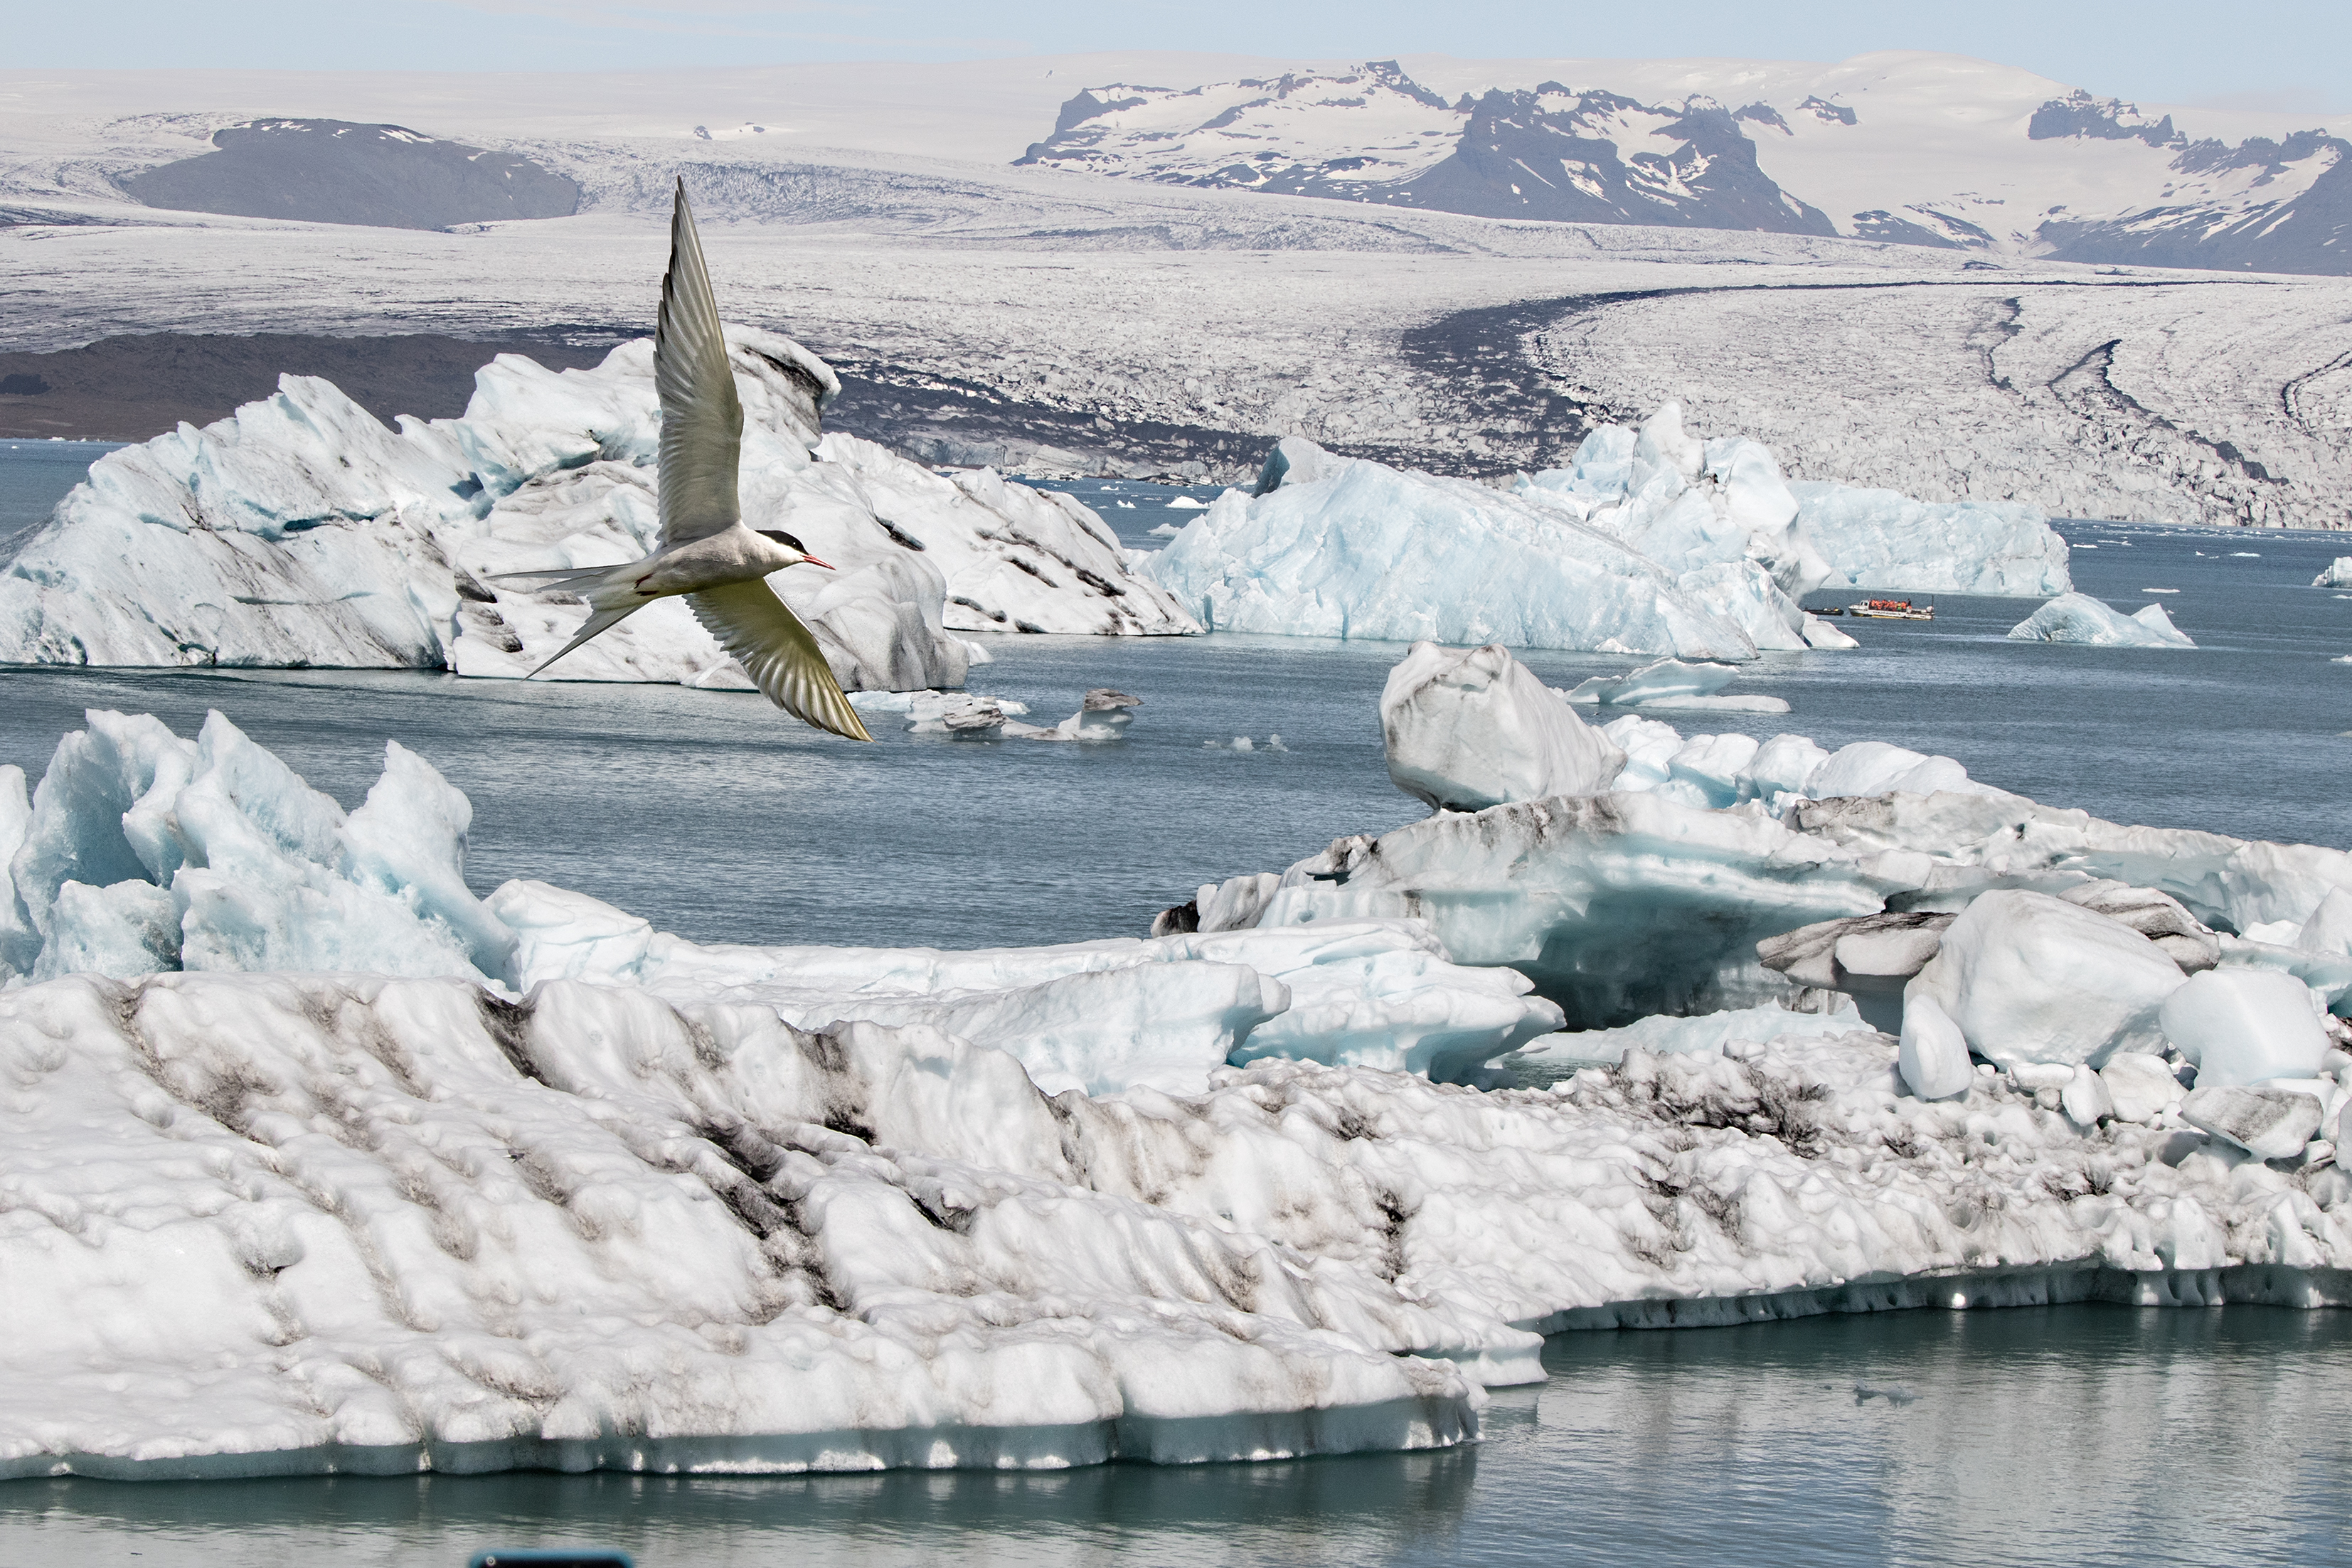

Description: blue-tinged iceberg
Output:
[1144,435,1807,659]
[1146,402,2070,661]
[2008,592,2196,648]
[0,333,1196,692]
[1519,403,2072,598]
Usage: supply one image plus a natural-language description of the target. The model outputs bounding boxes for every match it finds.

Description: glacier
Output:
[7,643,2352,1479]
[1145,405,2070,660]
[0,332,1198,692]
[2008,592,2196,648]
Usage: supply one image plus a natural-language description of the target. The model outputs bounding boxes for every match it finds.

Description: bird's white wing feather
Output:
[656,181,743,550]
[689,580,873,742]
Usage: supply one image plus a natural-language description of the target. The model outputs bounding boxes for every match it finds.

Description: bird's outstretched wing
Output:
[689,579,874,741]
[656,179,743,550]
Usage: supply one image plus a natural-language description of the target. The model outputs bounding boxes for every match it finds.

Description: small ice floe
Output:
[2334,656,2352,666]
[1854,1383,1919,1407]
[2231,552,2261,558]
[2007,593,2193,649]
[1166,496,1210,509]
[1203,734,1286,752]
[904,688,1137,742]
[1115,501,1137,509]
[1149,522,1185,538]
[2143,587,2180,594]
[1564,656,1791,715]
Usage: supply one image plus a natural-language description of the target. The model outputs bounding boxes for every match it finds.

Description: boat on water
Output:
[1846,598,1935,621]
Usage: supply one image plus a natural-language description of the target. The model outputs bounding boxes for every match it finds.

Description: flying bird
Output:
[490,179,872,741]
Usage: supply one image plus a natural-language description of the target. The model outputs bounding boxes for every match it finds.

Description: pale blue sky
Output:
[13,0,2347,112]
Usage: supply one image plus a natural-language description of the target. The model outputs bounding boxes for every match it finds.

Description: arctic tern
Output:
[491,179,872,741]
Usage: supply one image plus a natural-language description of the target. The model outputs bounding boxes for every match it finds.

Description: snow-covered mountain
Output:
[1017,54,2351,275]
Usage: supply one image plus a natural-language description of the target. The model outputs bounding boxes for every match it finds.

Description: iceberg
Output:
[1519,402,2071,597]
[1788,483,2071,596]
[9,686,2352,1480]
[1144,436,1807,660]
[1563,656,1790,714]
[0,334,1197,692]
[2008,592,2196,648]
[2315,557,2352,589]
[1380,641,1624,813]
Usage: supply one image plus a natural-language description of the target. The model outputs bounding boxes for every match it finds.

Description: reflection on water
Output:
[7,1306,2351,1567]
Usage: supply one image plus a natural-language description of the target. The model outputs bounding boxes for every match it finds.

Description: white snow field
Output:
[1144,407,2066,656]
[4,64,2348,525]
[0,328,1195,685]
[4,645,2352,1477]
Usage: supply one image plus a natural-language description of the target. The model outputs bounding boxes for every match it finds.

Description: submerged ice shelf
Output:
[4,636,2351,1481]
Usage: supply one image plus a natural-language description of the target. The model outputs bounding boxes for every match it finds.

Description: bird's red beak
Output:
[803,554,838,570]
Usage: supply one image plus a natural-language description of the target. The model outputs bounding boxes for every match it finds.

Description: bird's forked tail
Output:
[494,566,654,677]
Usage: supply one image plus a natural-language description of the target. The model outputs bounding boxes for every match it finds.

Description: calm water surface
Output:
[4,452,2351,1563]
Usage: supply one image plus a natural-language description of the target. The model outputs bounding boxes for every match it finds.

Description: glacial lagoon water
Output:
[4,449,2352,1564]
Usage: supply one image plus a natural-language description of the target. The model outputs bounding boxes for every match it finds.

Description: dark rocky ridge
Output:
[122,119,580,230]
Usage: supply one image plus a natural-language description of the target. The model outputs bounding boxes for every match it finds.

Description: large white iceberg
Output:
[1144,435,1811,660]
[7,672,2352,1481]
[2008,592,2196,648]
[0,332,1198,691]
[1519,403,2072,597]
[2316,557,2352,589]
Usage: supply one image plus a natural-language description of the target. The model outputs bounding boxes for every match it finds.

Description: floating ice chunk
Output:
[2181,1084,2325,1160]
[1509,997,1866,1072]
[2007,594,2196,648]
[1804,740,1992,801]
[1146,437,1779,658]
[1802,614,1859,650]
[2230,552,2261,558]
[8,710,502,985]
[1563,657,1738,706]
[1791,483,2072,595]
[1562,656,1789,714]
[2158,969,2331,1088]
[2315,558,2352,588]
[1148,521,1184,537]
[905,691,1009,736]
[1383,642,1624,813]
[2144,587,2180,594]
[2100,1053,2183,1124]
[1896,990,1973,1100]
[1003,688,1143,742]
[1909,890,2186,1068]
[1166,496,1210,508]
